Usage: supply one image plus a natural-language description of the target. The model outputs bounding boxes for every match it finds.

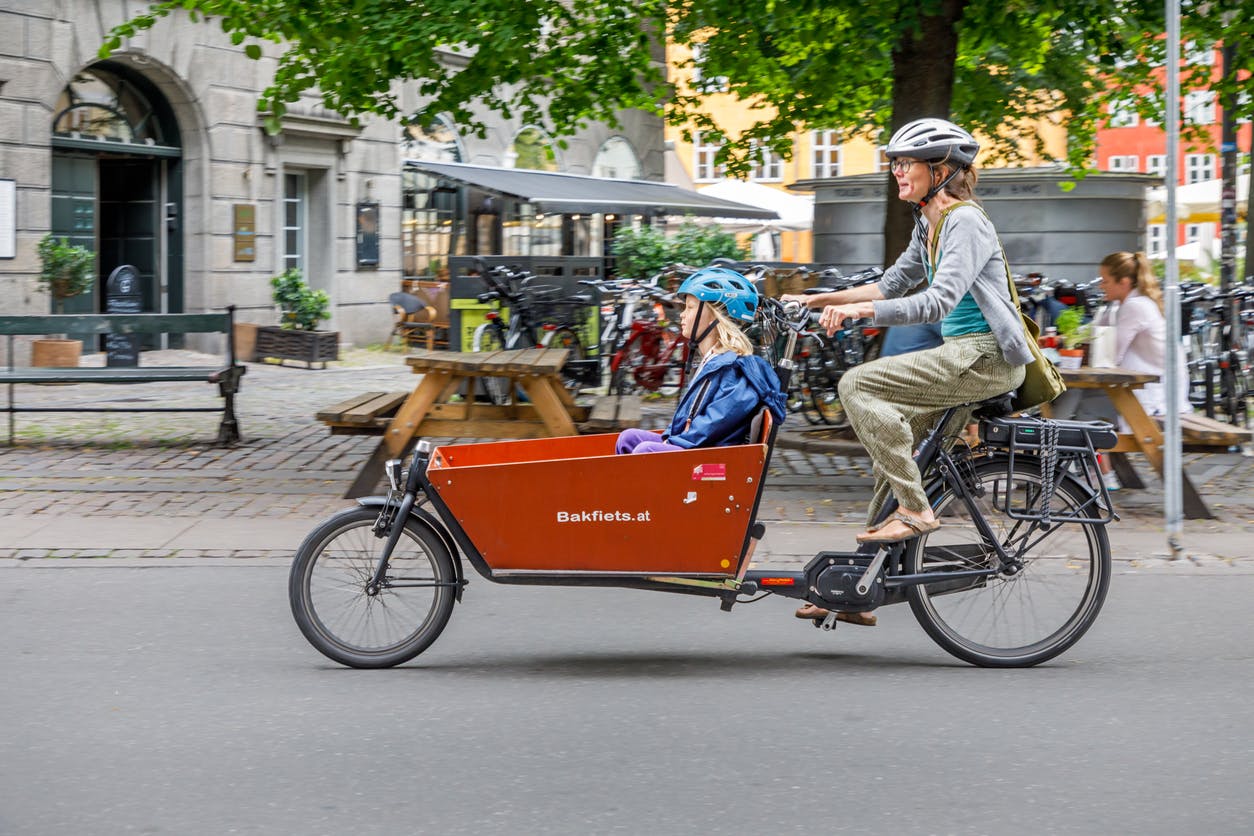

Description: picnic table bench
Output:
[0,308,245,445]
[1045,366,1252,519]
[319,348,640,497]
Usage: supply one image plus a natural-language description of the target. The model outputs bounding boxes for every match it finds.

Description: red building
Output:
[1093,46,1251,257]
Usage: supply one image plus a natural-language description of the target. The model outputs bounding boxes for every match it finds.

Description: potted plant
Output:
[1054,306,1090,369]
[254,269,339,367]
[33,234,96,367]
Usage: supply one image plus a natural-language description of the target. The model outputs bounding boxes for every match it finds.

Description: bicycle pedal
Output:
[820,612,840,631]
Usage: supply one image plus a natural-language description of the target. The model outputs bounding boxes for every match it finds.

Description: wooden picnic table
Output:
[324,348,592,497]
[1043,365,1228,519]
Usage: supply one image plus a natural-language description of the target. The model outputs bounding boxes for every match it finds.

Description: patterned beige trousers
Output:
[838,332,1025,525]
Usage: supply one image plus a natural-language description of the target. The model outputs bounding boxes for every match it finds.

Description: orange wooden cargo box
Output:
[425,424,772,577]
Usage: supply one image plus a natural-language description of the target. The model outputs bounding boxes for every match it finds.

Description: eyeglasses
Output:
[889,158,926,175]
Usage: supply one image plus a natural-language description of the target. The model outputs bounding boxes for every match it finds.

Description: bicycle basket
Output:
[979,416,1117,525]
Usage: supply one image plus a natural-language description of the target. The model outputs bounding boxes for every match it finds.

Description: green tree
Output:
[611,221,747,278]
[100,0,670,138]
[102,1,1251,257]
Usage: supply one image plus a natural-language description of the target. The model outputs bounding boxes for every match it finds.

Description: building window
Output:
[876,146,890,173]
[693,131,723,181]
[691,43,729,93]
[1184,223,1205,244]
[1185,153,1216,183]
[507,126,560,171]
[592,136,642,180]
[283,172,306,275]
[812,130,841,178]
[1147,224,1167,257]
[1108,155,1139,172]
[750,141,783,182]
[52,67,172,146]
[400,115,464,165]
[1108,104,1139,129]
[401,168,467,277]
[1184,91,1216,125]
[1147,155,1167,177]
[1185,41,1215,66]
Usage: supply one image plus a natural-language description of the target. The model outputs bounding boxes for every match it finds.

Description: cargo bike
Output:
[289,299,1119,669]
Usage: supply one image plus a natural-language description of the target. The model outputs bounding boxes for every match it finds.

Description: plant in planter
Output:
[1054,306,1091,369]
[254,269,339,367]
[33,235,96,367]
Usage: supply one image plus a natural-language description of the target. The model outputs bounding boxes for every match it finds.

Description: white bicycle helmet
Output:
[886,118,979,167]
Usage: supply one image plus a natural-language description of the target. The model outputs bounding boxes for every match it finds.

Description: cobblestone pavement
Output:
[2,349,1251,538]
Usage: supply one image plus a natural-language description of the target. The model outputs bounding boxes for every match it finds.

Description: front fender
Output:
[356,496,465,601]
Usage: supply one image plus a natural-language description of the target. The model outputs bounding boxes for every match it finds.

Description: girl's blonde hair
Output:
[1100,251,1163,312]
[707,303,754,356]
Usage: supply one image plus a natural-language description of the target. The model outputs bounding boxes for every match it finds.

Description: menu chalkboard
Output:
[105,265,142,367]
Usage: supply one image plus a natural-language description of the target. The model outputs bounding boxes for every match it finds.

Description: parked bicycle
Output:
[596,266,695,397]
[469,262,599,402]
[1181,281,1251,427]
[289,296,1119,669]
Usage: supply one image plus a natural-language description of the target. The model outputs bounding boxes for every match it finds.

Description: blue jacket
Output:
[664,352,788,448]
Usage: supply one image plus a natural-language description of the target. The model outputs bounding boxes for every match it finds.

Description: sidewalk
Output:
[1,349,1251,571]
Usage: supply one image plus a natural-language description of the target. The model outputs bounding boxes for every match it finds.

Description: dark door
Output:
[98,158,160,347]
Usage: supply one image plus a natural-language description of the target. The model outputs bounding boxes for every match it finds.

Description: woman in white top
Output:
[1051,251,1190,487]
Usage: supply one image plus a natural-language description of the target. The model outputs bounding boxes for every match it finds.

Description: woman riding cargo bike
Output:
[288,124,1119,670]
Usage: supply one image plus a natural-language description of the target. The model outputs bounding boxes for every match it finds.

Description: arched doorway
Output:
[50,62,183,343]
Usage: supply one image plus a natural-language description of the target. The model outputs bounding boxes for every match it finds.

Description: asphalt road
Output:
[2,565,1252,836]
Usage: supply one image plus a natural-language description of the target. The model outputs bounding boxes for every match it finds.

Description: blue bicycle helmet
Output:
[675,267,758,323]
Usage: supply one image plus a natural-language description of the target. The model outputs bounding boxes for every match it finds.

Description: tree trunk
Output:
[883,0,969,266]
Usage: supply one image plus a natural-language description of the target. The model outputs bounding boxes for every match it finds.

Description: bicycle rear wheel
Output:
[905,457,1110,667]
[289,506,458,668]
[472,325,512,404]
[546,327,588,394]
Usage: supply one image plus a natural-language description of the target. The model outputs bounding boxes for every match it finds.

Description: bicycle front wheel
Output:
[905,457,1110,667]
[289,506,458,668]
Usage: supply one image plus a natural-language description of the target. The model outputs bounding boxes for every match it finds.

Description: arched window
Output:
[507,126,560,171]
[592,136,642,180]
[400,115,464,163]
[52,67,171,146]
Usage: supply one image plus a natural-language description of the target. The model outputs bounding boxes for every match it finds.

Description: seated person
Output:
[1050,251,1191,490]
[616,267,786,454]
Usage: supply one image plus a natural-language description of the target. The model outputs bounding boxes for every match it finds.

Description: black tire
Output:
[1221,364,1249,428]
[905,457,1110,667]
[474,326,512,404]
[289,506,458,668]
[548,327,587,394]
[610,338,645,395]
[807,343,849,428]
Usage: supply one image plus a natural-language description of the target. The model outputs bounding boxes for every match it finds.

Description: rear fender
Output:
[355,496,466,601]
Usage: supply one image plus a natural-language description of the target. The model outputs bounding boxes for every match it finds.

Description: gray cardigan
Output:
[871,205,1034,367]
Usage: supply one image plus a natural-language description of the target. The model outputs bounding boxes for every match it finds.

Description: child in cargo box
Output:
[614,267,787,455]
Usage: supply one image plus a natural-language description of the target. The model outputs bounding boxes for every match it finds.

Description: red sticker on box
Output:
[692,463,726,481]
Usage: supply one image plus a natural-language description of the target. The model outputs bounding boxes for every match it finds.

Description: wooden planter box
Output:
[254,326,339,368]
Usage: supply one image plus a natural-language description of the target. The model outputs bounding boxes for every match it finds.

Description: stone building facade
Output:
[0,1,665,352]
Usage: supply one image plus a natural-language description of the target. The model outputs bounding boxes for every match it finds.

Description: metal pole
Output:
[1164,0,1184,556]
[1220,40,1237,296]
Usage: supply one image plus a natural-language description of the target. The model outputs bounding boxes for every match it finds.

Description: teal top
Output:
[927,249,990,337]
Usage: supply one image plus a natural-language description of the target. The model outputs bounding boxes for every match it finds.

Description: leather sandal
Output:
[794,604,877,627]
[855,512,941,544]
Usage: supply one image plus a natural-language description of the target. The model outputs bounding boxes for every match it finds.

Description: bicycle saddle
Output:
[971,393,1015,419]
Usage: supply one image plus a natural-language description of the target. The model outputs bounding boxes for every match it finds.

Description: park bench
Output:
[0,308,245,445]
